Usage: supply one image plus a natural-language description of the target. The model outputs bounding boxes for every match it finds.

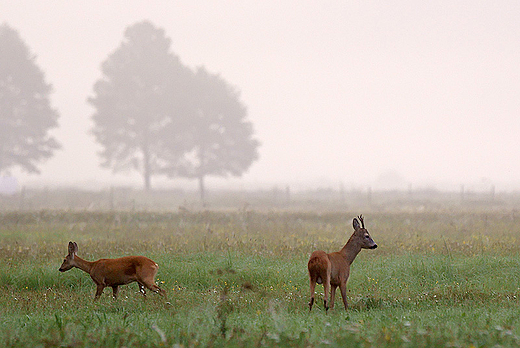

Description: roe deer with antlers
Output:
[59,242,166,300]
[308,215,377,312]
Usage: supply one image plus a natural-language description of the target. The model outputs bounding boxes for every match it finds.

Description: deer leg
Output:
[112,286,119,300]
[330,285,337,309]
[308,278,317,311]
[339,282,349,310]
[138,280,166,299]
[139,271,167,298]
[138,283,147,296]
[149,283,166,297]
[144,281,166,298]
[94,284,105,301]
[323,274,331,312]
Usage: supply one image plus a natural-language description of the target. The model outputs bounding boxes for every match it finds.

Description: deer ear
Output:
[353,218,360,230]
[68,241,75,254]
[68,241,78,255]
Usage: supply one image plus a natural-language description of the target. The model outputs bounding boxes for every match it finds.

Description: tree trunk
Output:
[144,170,151,192]
[197,144,206,203]
[198,175,205,203]
[142,138,151,192]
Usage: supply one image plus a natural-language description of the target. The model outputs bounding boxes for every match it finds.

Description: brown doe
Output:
[308,215,377,312]
[59,241,166,300]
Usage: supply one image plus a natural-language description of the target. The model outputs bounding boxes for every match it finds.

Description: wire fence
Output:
[0,185,515,213]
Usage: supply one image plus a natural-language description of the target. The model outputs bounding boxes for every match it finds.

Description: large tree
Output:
[0,24,60,174]
[89,21,190,191]
[165,67,260,201]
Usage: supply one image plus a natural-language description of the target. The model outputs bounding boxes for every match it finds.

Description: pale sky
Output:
[1,1,520,191]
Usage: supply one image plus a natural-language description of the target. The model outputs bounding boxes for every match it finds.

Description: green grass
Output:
[2,210,520,347]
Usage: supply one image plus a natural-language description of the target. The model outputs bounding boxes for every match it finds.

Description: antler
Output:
[357,215,365,228]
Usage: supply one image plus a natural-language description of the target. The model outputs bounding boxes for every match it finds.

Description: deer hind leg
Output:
[138,283,147,296]
[139,272,167,298]
[148,283,166,297]
[323,273,331,312]
[143,279,166,297]
[308,277,317,311]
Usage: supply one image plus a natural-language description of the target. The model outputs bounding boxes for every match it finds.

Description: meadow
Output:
[2,201,520,347]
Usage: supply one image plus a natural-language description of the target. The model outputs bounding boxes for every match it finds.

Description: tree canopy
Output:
[89,21,191,191]
[167,67,259,200]
[90,21,260,194]
[0,23,60,174]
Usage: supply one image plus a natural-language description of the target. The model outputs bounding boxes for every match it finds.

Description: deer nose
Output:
[370,244,378,249]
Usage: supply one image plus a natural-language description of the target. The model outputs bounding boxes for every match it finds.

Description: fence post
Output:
[109,186,114,210]
[19,186,26,211]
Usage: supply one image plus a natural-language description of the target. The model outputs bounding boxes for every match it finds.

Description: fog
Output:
[2,1,520,192]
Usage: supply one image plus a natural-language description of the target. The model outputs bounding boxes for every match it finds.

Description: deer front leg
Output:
[112,286,119,299]
[339,281,349,310]
[94,284,105,301]
[330,285,337,309]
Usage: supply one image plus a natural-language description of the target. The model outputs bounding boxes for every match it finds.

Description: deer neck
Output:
[340,237,362,265]
[72,255,95,274]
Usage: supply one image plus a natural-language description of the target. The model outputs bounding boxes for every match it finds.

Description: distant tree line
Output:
[0,21,260,200]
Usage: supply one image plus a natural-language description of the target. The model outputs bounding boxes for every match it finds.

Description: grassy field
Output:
[2,209,520,347]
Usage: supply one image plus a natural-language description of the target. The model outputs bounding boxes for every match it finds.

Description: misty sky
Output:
[1,1,519,191]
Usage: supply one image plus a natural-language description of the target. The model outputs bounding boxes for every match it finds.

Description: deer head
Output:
[352,215,377,249]
[59,241,78,272]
